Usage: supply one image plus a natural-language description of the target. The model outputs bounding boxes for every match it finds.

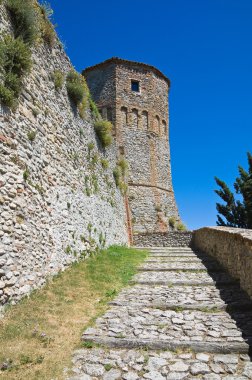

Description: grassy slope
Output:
[0,246,148,380]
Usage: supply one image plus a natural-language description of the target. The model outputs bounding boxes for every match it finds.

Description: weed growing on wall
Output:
[88,94,101,119]
[0,36,32,108]
[168,216,176,228]
[27,130,36,142]
[100,158,109,170]
[38,1,56,47]
[6,0,39,45]
[52,70,64,91]
[117,157,128,176]
[176,222,187,231]
[113,158,129,195]
[66,70,86,105]
[94,120,113,148]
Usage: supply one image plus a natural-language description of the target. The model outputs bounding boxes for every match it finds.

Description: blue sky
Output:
[49,0,252,230]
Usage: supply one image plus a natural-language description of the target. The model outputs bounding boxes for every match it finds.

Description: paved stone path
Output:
[68,247,252,379]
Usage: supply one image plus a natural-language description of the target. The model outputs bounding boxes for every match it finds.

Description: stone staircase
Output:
[68,247,252,379]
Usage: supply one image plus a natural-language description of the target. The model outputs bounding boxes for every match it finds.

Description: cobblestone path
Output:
[68,247,252,379]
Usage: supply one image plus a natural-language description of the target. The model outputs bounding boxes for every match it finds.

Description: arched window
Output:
[132,108,139,129]
[107,107,112,122]
[162,120,167,136]
[142,111,148,130]
[121,106,128,126]
[154,115,160,134]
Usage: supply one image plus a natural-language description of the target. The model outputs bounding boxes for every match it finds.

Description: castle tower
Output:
[83,58,180,236]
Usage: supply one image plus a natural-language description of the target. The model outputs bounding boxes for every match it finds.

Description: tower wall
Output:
[84,58,179,235]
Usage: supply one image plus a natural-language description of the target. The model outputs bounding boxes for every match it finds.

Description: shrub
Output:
[118,158,128,176]
[176,222,187,231]
[89,95,100,119]
[52,70,64,91]
[78,96,88,119]
[168,216,176,228]
[6,0,39,45]
[0,36,32,108]
[27,130,36,141]
[0,84,16,108]
[87,142,94,159]
[113,167,121,187]
[94,120,113,148]
[38,1,56,47]
[23,169,29,181]
[101,158,109,169]
[0,35,32,77]
[4,72,22,97]
[32,108,39,118]
[66,70,85,105]
[118,181,128,195]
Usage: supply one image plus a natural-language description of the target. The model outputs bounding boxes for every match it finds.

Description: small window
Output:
[131,80,140,92]
[107,107,112,121]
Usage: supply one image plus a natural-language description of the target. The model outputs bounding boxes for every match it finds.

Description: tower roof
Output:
[82,57,170,87]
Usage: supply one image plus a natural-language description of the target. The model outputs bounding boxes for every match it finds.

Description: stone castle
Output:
[83,58,179,240]
[0,3,183,305]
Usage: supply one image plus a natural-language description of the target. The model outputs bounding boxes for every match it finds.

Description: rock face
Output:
[0,5,128,306]
[83,58,180,236]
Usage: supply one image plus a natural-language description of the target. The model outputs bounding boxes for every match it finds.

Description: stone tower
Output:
[83,57,179,237]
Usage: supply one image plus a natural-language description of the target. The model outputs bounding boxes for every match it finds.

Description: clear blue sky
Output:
[49,0,252,230]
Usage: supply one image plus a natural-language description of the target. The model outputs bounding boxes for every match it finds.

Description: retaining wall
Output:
[192,227,252,298]
[133,231,193,247]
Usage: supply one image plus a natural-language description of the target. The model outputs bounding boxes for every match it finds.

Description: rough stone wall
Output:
[0,6,128,307]
[84,60,180,234]
[192,227,252,298]
[83,64,116,125]
[133,231,192,247]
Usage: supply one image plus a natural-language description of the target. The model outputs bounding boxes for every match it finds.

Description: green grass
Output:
[0,246,147,380]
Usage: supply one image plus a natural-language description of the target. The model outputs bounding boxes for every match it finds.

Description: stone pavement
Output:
[68,247,252,379]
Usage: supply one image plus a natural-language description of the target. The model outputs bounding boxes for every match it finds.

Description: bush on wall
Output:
[113,158,129,195]
[38,1,56,47]
[6,0,39,46]
[94,120,113,148]
[66,70,86,105]
[0,35,32,108]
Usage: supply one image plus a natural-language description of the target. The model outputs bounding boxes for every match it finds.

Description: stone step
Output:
[82,335,249,354]
[138,262,221,271]
[145,257,214,262]
[109,300,252,313]
[138,267,209,272]
[83,306,248,352]
[135,246,193,250]
[131,271,237,286]
[149,253,197,257]
[69,348,252,380]
[110,284,252,313]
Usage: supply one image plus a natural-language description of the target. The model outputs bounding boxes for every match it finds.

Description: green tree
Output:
[215,152,252,229]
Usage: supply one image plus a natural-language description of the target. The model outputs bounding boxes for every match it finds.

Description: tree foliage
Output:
[215,152,252,228]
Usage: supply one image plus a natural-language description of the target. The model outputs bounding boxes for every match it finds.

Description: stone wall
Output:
[192,227,252,298]
[84,58,180,234]
[0,5,128,307]
[133,231,193,247]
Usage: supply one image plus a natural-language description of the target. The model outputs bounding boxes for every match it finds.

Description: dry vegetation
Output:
[0,246,148,380]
